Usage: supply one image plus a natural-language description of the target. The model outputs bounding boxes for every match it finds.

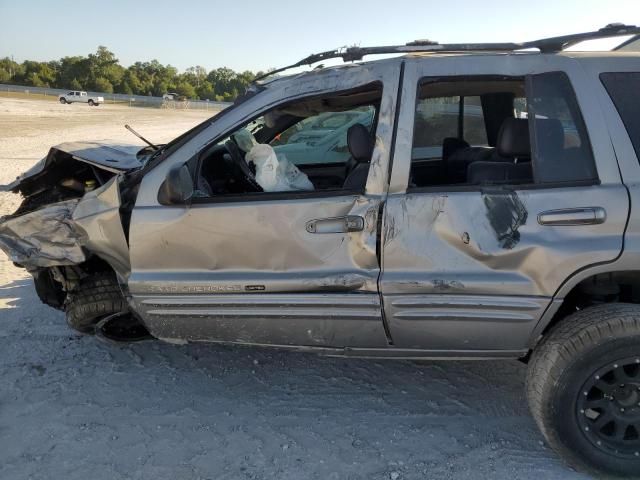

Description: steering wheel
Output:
[225,140,263,192]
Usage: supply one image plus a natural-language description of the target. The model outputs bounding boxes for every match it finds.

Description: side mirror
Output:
[158,164,194,205]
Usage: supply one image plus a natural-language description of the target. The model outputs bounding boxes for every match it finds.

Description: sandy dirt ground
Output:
[0,97,592,480]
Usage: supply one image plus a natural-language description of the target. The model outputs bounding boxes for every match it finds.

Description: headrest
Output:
[497,118,530,158]
[347,123,374,163]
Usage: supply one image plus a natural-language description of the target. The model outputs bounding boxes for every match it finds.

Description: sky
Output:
[0,0,638,73]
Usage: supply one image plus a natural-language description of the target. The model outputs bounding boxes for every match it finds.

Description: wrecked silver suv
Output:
[2,25,640,477]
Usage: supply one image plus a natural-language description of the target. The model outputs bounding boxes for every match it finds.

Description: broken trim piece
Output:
[0,199,86,268]
[0,176,130,276]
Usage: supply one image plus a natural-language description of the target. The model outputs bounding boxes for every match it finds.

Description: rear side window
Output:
[413,95,488,158]
[528,72,598,184]
[600,72,640,163]
[463,96,488,146]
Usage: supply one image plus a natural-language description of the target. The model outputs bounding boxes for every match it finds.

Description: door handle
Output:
[537,207,606,226]
[306,215,365,234]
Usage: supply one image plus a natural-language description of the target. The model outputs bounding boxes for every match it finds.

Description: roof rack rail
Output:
[254,23,640,82]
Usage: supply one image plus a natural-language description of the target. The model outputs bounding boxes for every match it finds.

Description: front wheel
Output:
[59,98,67,104]
[65,273,127,334]
[88,99,95,106]
[526,304,640,477]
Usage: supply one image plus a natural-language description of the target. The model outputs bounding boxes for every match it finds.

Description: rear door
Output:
[380,55,629,355]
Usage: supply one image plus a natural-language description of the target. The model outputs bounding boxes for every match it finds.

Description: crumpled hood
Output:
[2,141,145,192]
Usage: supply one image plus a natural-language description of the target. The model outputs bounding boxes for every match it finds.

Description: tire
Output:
[88,99,95,106]
[59,98,67,104]
[526,303,640,477]
[65,273,127,334]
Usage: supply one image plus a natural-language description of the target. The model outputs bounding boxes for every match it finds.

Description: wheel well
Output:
[33,256,118,308]
[542,270,640,336]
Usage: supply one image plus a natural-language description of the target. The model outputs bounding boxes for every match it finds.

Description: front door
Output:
[127,68,400,347]
[381,56,629,355]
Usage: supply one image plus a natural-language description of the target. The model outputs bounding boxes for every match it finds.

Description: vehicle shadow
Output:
[0,275,593,480]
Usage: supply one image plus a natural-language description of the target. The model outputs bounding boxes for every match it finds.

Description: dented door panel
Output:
[128,63,401,346]
[381,185,628,350]
[128,196,380,294]
[128,195,385,345]
[382,55,629,351]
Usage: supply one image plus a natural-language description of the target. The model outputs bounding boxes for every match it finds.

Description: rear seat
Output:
[466,118,534,184]
[443,138,499,183]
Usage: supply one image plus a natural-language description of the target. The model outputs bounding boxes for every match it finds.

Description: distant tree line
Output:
[0,46,267,101]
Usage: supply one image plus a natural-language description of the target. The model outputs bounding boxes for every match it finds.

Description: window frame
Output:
[600,71,640,165]
[188,82,383,205]
[406,73,600,194]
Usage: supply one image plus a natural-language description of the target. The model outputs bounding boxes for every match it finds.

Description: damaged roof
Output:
[255,23,640,83]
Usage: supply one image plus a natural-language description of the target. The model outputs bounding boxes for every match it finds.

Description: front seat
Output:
[343,123,373,190]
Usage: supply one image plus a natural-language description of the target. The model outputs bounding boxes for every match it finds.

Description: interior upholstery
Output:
[347,123,374,162]
[496,118,531,158]
[442,137,470,162]
[343,123,373,190]
[447,145,501,183]
[467,118,534,184]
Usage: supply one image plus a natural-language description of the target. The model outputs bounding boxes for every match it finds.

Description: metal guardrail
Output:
[0,83,232,111]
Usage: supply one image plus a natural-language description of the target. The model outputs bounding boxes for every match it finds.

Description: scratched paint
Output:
[482,189,528,249]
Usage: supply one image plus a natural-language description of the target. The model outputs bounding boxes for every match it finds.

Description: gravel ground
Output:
[0,97,593,480]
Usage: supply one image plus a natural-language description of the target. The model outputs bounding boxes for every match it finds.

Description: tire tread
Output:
[526,303,640,475]
[65,273,126,333]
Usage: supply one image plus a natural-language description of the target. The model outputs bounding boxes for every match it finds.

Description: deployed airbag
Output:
[245,144,314,192]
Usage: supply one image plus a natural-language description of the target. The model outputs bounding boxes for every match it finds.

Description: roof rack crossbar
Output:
[254,23,640,82]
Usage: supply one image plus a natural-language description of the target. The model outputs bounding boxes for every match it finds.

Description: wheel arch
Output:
[529,267,640,347]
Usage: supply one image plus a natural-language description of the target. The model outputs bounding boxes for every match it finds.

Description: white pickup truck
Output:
[58,91,104,106]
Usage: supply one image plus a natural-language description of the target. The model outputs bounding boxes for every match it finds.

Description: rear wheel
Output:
[65,273,127,334]
[88,99,95,106]
[526,304,640,477]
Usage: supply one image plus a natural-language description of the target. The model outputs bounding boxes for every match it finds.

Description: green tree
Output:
[26,72,45,87]
[3,46,259,101]
[88,46,123,85]
[69,78,82,90]
[0,57,22,83]
[93,77,113,93]
[57,56,90,89]
[175,81,196,99]
[0,67,11,83]
[196,80,215,100]
[119,69,142,94]
[207,67,236,96]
